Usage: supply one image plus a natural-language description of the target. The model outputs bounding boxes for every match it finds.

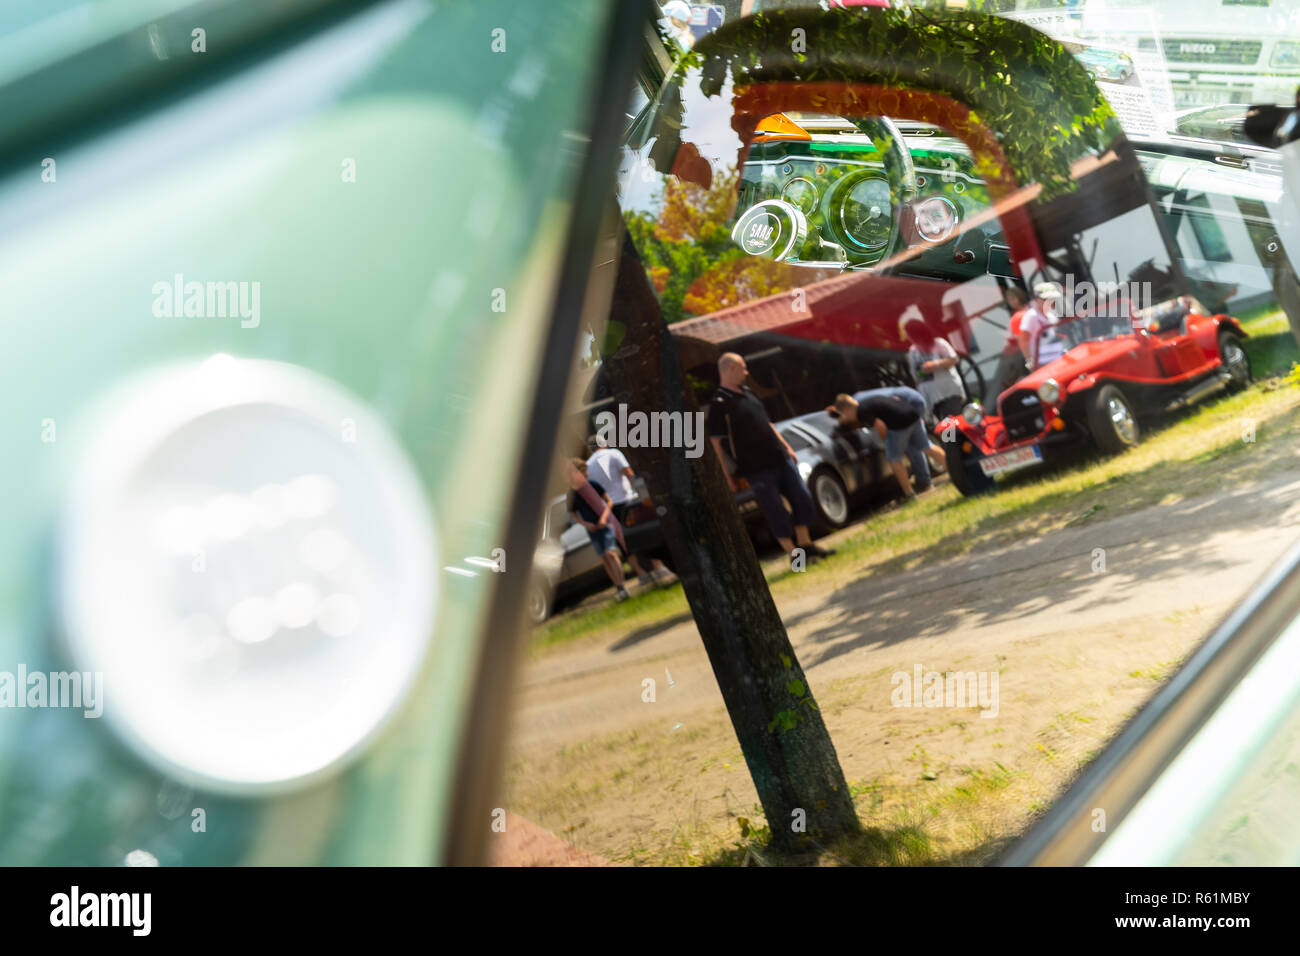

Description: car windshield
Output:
[22,0,1300,873]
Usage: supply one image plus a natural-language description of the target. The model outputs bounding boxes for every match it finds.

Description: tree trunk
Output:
[603,227,859,852]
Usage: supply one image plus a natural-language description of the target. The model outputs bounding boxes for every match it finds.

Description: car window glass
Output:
[503,2,1300,868]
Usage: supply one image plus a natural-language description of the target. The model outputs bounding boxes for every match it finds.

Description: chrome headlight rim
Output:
[961,402,984,425]
[1037,378,1061,405]
[57,355,438,796]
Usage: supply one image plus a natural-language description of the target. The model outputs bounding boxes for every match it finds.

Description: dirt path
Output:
[502,466,1300,863]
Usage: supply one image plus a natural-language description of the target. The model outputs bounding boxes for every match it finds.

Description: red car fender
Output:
[1187,312,1245,360]
[1064,372,1097,397]
[1214,314,1247,338]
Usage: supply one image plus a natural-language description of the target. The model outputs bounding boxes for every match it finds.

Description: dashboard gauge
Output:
[914,195,959,243]
[781,178,819,215]
[838,176,892,250]
[731,199,808,260]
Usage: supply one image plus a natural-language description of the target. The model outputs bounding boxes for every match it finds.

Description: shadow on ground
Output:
[783,456,1300,672]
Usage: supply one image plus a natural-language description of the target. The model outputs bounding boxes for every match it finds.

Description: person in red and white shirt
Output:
[983,286,1032,407]
[1019,281,1067,370]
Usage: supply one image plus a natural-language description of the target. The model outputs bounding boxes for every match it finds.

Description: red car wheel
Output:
[944,437,995,496]
[1087,384,1140,454]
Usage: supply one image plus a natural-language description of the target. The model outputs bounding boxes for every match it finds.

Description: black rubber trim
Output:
[438,0,647,866]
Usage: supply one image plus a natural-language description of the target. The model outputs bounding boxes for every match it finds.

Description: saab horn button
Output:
[731,200,808,261]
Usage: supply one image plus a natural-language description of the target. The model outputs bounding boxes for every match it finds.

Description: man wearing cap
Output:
[1020,282,1067,370]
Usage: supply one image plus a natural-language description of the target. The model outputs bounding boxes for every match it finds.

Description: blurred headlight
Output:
[962,402,983,425]
[1037,378,1061,404]
[1273,42,1300,68]
[797,461,813,482]
[58,355,437,794]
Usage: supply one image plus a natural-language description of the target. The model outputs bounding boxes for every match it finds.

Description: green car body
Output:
[0,0,632,866]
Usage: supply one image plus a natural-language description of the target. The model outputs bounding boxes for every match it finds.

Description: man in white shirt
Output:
[1019,281,1067,370]
[586,436,676,587]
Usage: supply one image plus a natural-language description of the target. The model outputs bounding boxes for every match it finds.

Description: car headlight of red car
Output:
[961,402,984,425]
[1037,378,1061,405]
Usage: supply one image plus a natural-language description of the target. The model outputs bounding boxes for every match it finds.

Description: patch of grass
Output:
[702,761,1021,866]
[532,581,689,651]
[1131,657,1186,682]
[1242,321,1300,379]
[1239,306,1291,337]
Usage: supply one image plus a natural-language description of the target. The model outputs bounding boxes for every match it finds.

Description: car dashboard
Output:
[736,119,1001,278]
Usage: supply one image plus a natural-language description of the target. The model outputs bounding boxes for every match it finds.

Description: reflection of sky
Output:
[619,69,745,216]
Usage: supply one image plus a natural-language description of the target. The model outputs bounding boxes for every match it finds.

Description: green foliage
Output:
[767,652,819,733]
[623,206,737,326]
[659,6,1120,200]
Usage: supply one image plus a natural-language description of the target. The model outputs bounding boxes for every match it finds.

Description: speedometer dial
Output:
[839,177,892,250]
[781,178,819,216]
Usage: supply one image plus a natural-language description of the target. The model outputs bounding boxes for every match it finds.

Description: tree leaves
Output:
[675,6,1122,201]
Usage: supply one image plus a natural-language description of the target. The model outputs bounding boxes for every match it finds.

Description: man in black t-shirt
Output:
[707,352,832,562]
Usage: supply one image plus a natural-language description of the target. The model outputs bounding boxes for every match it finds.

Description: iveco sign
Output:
[1178,42,1217,55]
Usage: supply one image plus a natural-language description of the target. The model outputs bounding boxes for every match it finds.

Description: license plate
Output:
[978,445,1044,476]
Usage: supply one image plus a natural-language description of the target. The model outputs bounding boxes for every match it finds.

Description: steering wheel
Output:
[832,116,917,269]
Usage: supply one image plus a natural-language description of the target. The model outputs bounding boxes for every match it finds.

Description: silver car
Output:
[777,409,901,532]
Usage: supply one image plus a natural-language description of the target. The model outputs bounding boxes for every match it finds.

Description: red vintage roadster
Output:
[940,296,1253,496]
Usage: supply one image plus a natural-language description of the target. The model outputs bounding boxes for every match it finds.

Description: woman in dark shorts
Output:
[567,460,630,603]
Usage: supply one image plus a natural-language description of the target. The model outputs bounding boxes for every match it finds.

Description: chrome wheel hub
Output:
[1108,396,1137,445]
[816,476,848,524]
[1224,342,1249,384]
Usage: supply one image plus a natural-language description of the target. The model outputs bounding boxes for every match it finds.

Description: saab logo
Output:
[741,215,779,255]
[1179,42,1216,54]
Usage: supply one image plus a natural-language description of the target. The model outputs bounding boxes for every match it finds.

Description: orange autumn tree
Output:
[624,164,793,324]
